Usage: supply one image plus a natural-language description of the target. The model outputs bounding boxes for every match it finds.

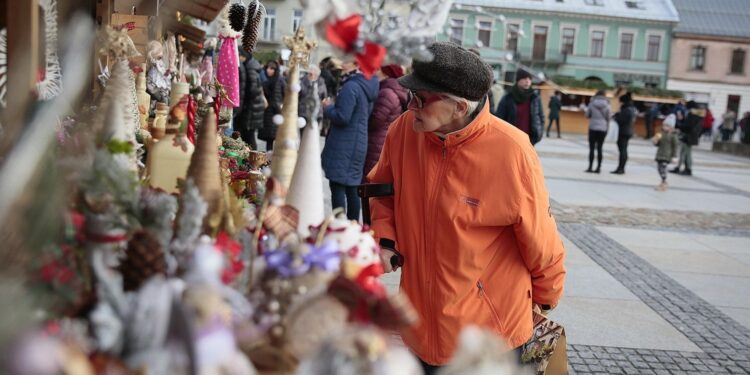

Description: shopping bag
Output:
[521,311,568,375]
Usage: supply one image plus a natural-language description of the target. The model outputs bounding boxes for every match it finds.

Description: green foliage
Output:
[624,85,684,99]
[106,139,134,155]
[253,50,280,65]
[551,75,611,90]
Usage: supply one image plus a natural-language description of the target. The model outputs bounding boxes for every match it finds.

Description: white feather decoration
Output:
[37,0,62,101]
[0,28,7,108]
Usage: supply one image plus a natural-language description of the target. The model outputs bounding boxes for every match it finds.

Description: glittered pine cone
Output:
[228,3,246,32]
[242,2,264,53]
[119,230,167,291]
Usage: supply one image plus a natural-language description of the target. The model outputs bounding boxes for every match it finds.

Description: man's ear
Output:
[454,100,470,118]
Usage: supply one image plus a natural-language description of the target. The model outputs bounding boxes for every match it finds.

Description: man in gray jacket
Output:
[585,90,611,173]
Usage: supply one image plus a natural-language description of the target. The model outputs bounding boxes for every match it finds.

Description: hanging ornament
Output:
[325,15,385,79]
[242,0,265,53]
[228,3,247,32]
[37,0,62,101]
[0,28,6,108]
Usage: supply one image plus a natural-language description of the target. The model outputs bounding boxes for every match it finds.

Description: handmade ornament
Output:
[146,95,195,193]
[229,3,247,32]
[217,3,241,109]
[440,326,520,375]
[146,41,171,104]
[270,27,317,189]
[118,230,168,291]
[170,178,208,266]
[185,108,224,233]
[150,102,168,141]
[135,64,150,130]
[37,0,62,101]
[242,1,266,53]
[286,119,325,236]
[0,28,6,108]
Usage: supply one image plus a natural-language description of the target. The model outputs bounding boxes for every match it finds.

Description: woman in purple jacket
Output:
[363,65,410,181]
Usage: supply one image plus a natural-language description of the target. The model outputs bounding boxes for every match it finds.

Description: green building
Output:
[438,0,679,89]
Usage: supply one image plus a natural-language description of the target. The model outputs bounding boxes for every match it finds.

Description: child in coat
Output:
[654,114,678,191]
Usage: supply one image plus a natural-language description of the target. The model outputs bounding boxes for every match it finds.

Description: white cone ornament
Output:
[287,120,325,236]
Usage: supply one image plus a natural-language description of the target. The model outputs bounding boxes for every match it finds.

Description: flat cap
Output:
[399,42,493,101]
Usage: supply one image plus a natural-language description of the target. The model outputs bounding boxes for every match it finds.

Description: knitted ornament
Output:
[242,1,265,53]
[119,231,167,291]
[228,3,246,32]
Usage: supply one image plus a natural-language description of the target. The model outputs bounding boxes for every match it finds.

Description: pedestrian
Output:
[701,106,714,140]
[496,69,544,145]
[585,90,611,173]
[364,64,409,180]
[673,100,687,128]
[367,42,566,374]
[671,100,704,176]
[611,92,637,174]
[654,114,678,191]
[233,49,265,150]
[322,58,379,221]
[489,79,504,114]
[547,90,562,138]
[319,57,343,137]
[258,60,285,151]
[740,112,750,144]
[298,65,326,127]
[645,102,660,139]
[720,110,737,142]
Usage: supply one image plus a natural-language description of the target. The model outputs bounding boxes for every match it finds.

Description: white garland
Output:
[37,0,62,101]
[0,28,7,108]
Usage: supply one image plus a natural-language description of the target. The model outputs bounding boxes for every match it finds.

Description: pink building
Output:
[667,0,750,124]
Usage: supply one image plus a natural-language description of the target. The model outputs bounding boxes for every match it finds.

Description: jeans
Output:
[678,143,693,170]
[547,117,560,137]
[588,130,606,171]
[657,161,668,182]
[330,181,360,221]
[615,134,632,172]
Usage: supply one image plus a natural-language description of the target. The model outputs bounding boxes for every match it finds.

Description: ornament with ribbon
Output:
[325,14,386,79]
[264,241,341,278]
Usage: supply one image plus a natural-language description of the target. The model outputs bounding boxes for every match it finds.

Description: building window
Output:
[731,49,745,74]
[507,24,519,52]
[591,30,605,57]
[292,9,303,32]
[533,25,548,60]
[625,1,645,9]
[562,27,575,54]
[477,20,492,48]
[647,35,661,61]
[690,46,706,71]
[585,0,604,5]
[449,18,464,45]
[619,33,634,59]
[263,8,276,41]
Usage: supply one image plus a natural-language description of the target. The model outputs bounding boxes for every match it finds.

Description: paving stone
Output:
[573,364,590,372]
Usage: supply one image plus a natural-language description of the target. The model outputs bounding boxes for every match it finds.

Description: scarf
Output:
[511,84,534,104]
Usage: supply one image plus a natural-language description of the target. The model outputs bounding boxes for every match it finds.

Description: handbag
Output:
[521,311,568,375]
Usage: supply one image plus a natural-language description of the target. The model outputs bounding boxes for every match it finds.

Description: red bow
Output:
[325,15,386,79]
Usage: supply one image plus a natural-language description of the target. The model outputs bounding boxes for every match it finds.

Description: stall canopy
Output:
[160,0,229,23]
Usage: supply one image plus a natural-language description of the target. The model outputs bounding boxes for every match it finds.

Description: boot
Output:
[680,168,692,176]
[585,167,594,173]
[669,167,680,173]
[610,169,624,175]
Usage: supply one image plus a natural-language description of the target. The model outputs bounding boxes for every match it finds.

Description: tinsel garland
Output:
[228,3,247,32]
[37,0,62,101]
[242,1,265,53]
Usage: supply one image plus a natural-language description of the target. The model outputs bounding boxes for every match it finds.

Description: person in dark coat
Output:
[233,49,265,149]
[547,90,562,138]
[322,60,379,221]
[363,64,409,181]
[645,102,661,139]
[298,65,327,126]
[496,69,545,145]
[671,101,705,176]
[258,60,285,151]
[611,92,637,174]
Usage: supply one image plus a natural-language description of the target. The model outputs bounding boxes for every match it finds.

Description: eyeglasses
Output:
[408,90,450,109]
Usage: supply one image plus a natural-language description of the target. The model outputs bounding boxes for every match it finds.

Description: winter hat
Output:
[686,100,698,110]
[515,68,532,82]
[398,42,493,101]
[619,92,633,103]
[380,64,404,79]
[663,114,676,129]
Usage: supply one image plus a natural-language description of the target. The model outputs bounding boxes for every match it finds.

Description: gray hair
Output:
[443,93,481,118]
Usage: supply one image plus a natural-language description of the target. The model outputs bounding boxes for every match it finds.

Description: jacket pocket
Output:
[477,280,505,333]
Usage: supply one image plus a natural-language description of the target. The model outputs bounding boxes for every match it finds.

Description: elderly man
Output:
[367,42,566,373]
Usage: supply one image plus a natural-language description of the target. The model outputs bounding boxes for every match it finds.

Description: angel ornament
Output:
[146,40,172,105]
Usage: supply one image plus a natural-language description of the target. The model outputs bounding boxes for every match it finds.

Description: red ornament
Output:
[325,14,386,79]
[187,95,197,144]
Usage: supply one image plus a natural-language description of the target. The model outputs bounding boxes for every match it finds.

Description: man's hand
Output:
[322,97,333,108]
[380,248,398,273]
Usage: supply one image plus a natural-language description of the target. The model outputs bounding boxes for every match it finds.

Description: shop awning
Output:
[160,0,228,23]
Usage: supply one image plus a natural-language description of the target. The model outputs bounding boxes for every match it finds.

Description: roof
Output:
[455,0,679,23]
[672,0,750,39]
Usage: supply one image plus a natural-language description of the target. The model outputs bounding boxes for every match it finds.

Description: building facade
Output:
[439,0,679,88]
[667,0,750,118]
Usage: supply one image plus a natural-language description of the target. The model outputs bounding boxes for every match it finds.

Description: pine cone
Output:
[119,230,167,291]
[228,4,246,32]
[242,2,265,53]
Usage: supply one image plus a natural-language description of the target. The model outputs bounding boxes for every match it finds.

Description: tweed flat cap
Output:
[398,42,493,101]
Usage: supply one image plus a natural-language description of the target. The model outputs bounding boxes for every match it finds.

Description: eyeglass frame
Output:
[407,90,455,109]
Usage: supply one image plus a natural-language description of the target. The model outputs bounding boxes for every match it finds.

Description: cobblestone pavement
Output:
[559,223,750,374]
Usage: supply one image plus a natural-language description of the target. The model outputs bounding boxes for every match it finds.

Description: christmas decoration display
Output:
[270,26,317,190]
[37,0,63,101]
[229,3,247,32]
[241,0,265,53]
[146,40,171,104]
[0,28,6,108]
[216,3,241,109]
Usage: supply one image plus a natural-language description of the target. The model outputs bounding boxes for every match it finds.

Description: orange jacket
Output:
[367,103,566,365]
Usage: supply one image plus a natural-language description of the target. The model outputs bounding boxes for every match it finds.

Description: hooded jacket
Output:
[367,102,566,365]
[258,72,286,141]
[234,55,265,136]
[586,95,611,132]
[322,72,380,186]
[615,102,638,137]
[364,77,409,180]
[496,89,545,145]
[678,108,705,146]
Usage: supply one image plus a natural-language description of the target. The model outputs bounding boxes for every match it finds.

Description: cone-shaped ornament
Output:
[286,120,325,236]
[186,108,224,233]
